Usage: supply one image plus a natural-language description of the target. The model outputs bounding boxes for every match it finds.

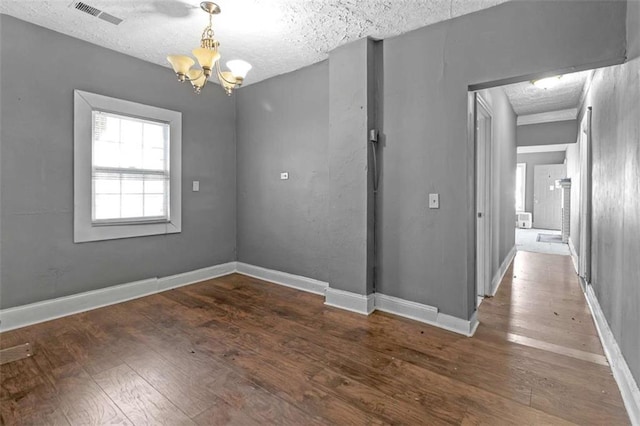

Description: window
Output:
[92,112,169,224]
[515,163,526,212]
[74,90,181,242]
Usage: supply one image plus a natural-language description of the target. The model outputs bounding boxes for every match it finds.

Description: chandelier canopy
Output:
[167,2,251,96]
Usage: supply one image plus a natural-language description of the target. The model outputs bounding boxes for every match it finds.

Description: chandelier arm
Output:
[182,69,206,82]
[215,61,237,85]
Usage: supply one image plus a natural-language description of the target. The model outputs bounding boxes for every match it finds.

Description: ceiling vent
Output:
[70,2,123,25]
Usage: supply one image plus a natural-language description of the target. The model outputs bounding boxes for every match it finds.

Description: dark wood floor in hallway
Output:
[0,251,629,425]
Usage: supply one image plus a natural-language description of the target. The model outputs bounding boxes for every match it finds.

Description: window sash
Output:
[91,110,170,225]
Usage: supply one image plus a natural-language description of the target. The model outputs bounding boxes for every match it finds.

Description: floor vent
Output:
[70,1,123,25]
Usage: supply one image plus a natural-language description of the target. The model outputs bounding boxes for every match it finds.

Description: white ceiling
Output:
[503,70,593,116]
[1,0,510,85]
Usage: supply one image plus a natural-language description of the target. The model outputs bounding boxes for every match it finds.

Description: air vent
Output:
[70,1,123,25]
[74,2,101,17]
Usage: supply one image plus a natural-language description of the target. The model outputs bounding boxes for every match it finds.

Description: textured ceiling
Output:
[1,0,509,85]
[503,70,592,116]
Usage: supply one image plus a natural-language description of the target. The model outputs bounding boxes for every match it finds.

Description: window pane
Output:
[120,119,143,145]
[94,140,120,168]
[144,178,165,194]
[143,147,165,171]
[94,177,120,194]
[95,194,121,220]
[144,194,165,217]
[122,194,144,218]
[120,140,143,169]
[144,123,165,150]
[121,177,143,194]
[94,113,120,143]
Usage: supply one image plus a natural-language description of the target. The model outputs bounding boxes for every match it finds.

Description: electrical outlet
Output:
[280,172,289,180]
[192,181,200,192]
[429,193,439,209]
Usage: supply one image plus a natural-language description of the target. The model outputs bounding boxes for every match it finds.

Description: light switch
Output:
[429,193,440,209]
[192,181,200,192]
[280,172,289,180]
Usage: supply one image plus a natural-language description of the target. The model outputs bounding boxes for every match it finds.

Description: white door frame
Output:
[578,107,592,285]
[475,93,493,301]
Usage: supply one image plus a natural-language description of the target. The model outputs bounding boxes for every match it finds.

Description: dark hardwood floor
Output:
[0,251,629,424]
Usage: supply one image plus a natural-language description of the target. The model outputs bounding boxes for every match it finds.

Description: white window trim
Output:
[515,162,526,212]
[74,90,182,243]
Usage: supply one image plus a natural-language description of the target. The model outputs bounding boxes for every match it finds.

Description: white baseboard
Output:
[1,260,478,339]
[584,283,640,425]
[236,262,328,296]
[0,262,236,332]
[438,311,479,337]
[375,293,438,323]
[568,238,579,275]
[375,292,478,337]
[325,288,375,315]
[491,245,516,296]
[158,262,237,291]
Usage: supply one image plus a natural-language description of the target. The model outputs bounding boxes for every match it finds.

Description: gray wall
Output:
[516,151,567,215]
[236,62,330,282]
[378,0,626,319]
[516,120,578,147]
[479,88,517,289]
[0,15,237,309]
[583,17,640,384]
[327,39,376,295]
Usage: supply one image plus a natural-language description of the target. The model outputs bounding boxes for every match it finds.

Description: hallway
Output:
[476,250,628,424]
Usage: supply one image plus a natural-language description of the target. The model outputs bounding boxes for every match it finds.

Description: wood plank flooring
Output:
[0,251,630,424]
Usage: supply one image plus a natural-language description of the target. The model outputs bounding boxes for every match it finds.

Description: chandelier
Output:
[167,2,252,96]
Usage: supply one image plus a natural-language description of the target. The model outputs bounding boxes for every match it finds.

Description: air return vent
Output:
[70,1,123,25]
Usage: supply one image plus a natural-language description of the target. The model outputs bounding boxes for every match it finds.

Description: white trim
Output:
[1,261,479,339]
[517,108,577,126]
[236,262,328,296]
[583,283,640,425]
[73,90,182,243]
[158,262,237,291]
[491,245,516,296]
[325,288,375,315]
[438,311,479,337]
[568,237,579,275]
[0,262,236,332]
[375,293,438,323]
[517,144,569,154]
[374,293,478,337]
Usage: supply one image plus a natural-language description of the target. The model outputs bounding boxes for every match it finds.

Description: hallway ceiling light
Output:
[531,75,562,90]
[166,2,251,96]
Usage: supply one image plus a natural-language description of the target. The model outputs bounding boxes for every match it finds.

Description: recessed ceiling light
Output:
[531,75,562,89]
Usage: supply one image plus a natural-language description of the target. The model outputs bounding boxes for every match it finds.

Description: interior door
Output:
[475,94,492,298]
[533,164,566,230]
